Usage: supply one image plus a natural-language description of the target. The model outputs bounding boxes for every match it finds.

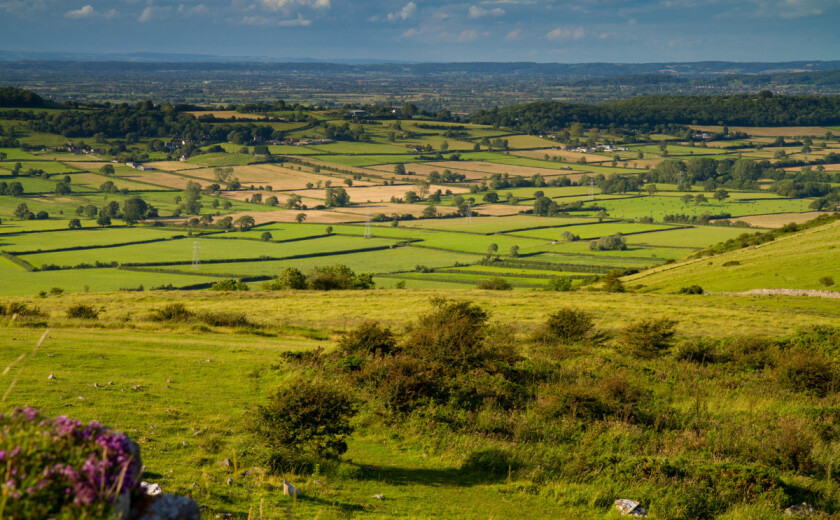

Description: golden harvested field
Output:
[70,173,162,191]
[368,163,490,182]
[219,191,320,206]
[216,209,365,224]
[183,110,272,120]
[62,160,106,171]
[512,148,611,164]
[690,125,833,137]
[185,164,366,190]
[120,170,202,189]
[715,211,828,228]
[332,202,461,218]
[503,135,563,148]
[147,161,205,172]
[298,157,384,177]
[291,183,469,203]
[430,160,579,179]
[785,163,840,172]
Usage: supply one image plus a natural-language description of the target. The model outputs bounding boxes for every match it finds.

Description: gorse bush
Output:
[477,277,513,290]
[65,304,99,320]
[337,321,398,357]
[540,308,597,344]
[150,303,194,322]
[776,349,837,396]
[0,302,44,317]
[211,279,249,291]
[198,311,250,328]
[263,265,374,291]
[620,318,678,358]
[251,380,356,469]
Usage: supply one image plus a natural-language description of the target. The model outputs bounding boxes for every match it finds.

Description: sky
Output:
[0,0,839,63]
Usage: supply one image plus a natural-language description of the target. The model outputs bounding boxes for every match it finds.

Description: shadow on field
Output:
[346,462,505,487]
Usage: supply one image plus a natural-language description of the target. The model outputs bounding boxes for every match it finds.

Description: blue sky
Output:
[1,0,838,62]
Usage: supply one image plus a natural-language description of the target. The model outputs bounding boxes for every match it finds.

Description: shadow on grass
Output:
[345,462,507,487]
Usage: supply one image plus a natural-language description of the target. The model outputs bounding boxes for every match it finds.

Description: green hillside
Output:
[625,219,840,293]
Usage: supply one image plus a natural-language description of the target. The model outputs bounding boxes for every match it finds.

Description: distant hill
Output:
[625,216,840,293]
[0,86,59,108]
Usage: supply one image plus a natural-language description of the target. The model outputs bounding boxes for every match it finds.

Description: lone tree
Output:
[714,188,730,203]
[694,194,708,205]
[234,215,255,231]
[68,218,82,229]
[296,212,307,223]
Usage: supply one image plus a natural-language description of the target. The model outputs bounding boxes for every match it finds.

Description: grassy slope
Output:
[3,290,840,519]
[625,220,840,292]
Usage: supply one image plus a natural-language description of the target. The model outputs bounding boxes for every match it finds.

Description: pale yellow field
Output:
[714,211,828,228]
[332,203,460,218]
[785,163,840,172]
[217,209,366,224]
[368,163,490,182]
[185,164,368,190]
[429,160,580,179]
[62,160,106,171]
[503,135,563,149]
[298,157,385,177]
[690,125,833,137]
[290,183,469,203]
[147,161,205,172]
[118,170,201,189]
[183,111,272,120]
[512,148,610,163]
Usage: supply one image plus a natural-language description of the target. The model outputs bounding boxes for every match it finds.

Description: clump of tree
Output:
[262,265,374,291]
[589,234,627,251]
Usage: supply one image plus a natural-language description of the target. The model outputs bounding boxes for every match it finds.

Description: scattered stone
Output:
[77,396,85,400]
[219,458,232,467]
[189,483,198,489]
[214,514,232,520]
[181,441,188,447]
[421,452,429,457]
[108,381,114,385]
[165,385,171,389]
[283,481,298,496]
[139,437,151,444]
[166,378,171,383]
[226,477,233,485]
[138,494,200,520]
[615,499,647,517]
[150,425,157,430]
[93,383,99,388]
[373,494,384,500]
[132,385,143,391]
[785,503,816,516]
[141,481,163,496]
[48,374,55,380]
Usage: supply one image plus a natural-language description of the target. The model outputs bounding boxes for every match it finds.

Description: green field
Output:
[626,219,840,292]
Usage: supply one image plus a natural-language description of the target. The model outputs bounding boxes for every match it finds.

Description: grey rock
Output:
[785,503,816,516]
[141,481,163,496]
[614,499,647,517]
[219,458,232,467]
[48,374,55,380]
[283,481,298,496]
[226,477,233,485]
[138,494,200,520]
[373,494,384,500]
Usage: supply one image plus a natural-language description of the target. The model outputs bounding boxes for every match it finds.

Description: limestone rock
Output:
[614,499,647,517]
[785,503,815,516]
[219,458,232,467]
[140,482,163,496]
[138,494,200,520]
[283,481,297,496]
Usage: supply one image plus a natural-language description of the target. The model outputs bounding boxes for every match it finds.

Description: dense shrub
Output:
[776,349,837,396]
[0,302,45,317]
[198,311,250,328]
[262,267,307,290]
[547,276,573,291]
[65,304,99,320]
[725,336,778,369]
[589,234,627,251]
[307,264,374,290]
[211,279,250,291]
[251,380,356,464]
[678,285,704,294]
[477,277,513,290]
[461,447,519,476]
[620,318,678,358]
[533,308,605,348]
[674,338,721,364]
[150,303,194,322]
[337,321,398,357]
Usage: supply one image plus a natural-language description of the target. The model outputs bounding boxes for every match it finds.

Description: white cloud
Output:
[103,8,118,19]
[387,2,417,22]
[505,29,521,41]
[456,29,479,42]
[546,26,585,41]
[177,3,209,16]
[65,4,95,19]
[468,5,504,18]
[243,13,311,25]
[259,0,329,11]
[138,6,171,22]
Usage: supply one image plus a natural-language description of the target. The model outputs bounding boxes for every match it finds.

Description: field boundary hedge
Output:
[9,236,184,256]
[476,258,625,274]
[0,251,37,271]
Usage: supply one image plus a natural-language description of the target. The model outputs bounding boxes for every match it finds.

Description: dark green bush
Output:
[540,308,597,344]
[211,279,249,291]
[251,379,356,463]
[477,277,513,290]
[674,338,721,364]
[620,318,678,358]
[725,336,778,369]
[402,298,490,370]
[776,349,837,397]
[150,303,194,322]
[461,447,519,476]
[337,321,398,357]
[65,304,99,320]
[199,311,250,328]
[1,302,45,317]
[677,285,704,294]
